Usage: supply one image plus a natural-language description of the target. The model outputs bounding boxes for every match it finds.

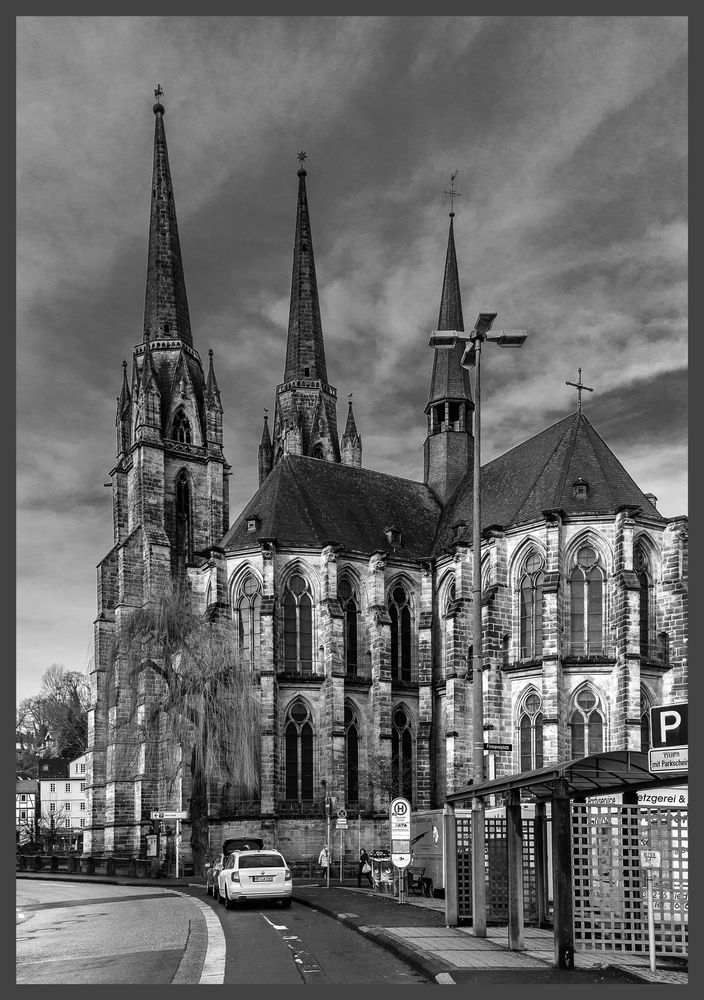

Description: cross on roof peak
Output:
[565,367,594,412]
[444,171,461,216]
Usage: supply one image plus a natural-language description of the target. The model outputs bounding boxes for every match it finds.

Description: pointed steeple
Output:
[427,213,471,408]
[118,359,131,417]
[271,155,340,467]
[143,93,192,346]
[258,413,273,485]
[424,208,474,502]
[341,399,362,468]
[437,213,464,333]
[205,348,222,410]
[284,156,327,382]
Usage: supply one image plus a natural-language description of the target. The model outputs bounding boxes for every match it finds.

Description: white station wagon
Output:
[217,849,293,908]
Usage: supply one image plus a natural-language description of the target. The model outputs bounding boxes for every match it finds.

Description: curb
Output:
[292,891,454,983]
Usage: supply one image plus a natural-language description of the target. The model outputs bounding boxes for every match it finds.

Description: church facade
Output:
[84,98,688,863]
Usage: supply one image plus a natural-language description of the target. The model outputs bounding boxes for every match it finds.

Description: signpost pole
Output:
[647,870,656,973]
[339,829,343,884]
[175,819,180,879]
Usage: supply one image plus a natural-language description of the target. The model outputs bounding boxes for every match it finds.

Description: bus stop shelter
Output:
[445,750,686,968]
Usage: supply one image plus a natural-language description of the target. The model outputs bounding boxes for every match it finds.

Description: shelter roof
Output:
[445,751,685,803]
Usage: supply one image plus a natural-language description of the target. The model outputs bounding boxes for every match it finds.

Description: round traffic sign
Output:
[337,808,347,819]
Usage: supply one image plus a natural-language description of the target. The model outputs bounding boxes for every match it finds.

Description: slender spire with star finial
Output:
[258,410,273,484]
[143,84,193,346]
[284,150,327,382]
[271,152,340,467]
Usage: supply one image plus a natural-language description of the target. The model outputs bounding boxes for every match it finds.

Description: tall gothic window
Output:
[389,586,412,682]
[635,544,651,657]
[640,690,651,751]
[338,579,358,677]
[173,408,192,444]
[519,690,544,771]
[569,545,604,655]
[392,706,413,801]
[569,688,604,757]
[345,703,359,803]
[175,470,193,570]
[283,574,313,674]
[236,575,261,670]
[284,700,314,801]
[443,579,456,670]
[519,551,545,659]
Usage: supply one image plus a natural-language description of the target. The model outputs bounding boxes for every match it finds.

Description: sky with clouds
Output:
[17,15,687,702]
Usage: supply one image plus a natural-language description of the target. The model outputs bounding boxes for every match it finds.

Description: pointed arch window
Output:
[338,579,358,677]
[442,579,456,670]
[569,545,604,655]
[569,688,604,757]
[345,703,359,803]
[392,706,413,801]
[389,586,412,682]
[236,575,261,670]
[284,700,314,801]
[634,544,652,657]
[175,470,193,570]
[283,574,313,674]
[640,690,651,752]
[173,408,192,444]
[519,691,544,771]
[312,443,324,460]
[519,552,545,658]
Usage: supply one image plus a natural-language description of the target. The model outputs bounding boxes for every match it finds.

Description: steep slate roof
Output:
[434,411,664,553]
[221,455,441,558]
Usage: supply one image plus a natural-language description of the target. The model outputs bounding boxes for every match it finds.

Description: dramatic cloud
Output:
[17,16,687,701]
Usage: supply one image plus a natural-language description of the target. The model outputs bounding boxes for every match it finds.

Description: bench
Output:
[407,866,425,895]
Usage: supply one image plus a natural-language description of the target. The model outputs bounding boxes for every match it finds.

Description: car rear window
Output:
[238,854,284,869]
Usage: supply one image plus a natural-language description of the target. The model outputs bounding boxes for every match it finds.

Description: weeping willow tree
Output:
[109,586,260,873]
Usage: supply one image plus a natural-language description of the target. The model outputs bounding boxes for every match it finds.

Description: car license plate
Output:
[252,875,273,882]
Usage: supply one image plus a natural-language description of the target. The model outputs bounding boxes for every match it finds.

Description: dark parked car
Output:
[205,838,264,896]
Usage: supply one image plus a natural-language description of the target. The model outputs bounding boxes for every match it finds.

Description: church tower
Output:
[85,91,229,856]
[272,157,341,464]
[424,208,474,501]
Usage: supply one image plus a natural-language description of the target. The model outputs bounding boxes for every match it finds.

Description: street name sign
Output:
[483,742,512,751]
[640,849,661,870]
[336,818,348,830]
[150,810,188,820]
[389,796,411,869]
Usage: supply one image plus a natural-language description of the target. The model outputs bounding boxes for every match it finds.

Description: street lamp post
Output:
[430,314,526,936]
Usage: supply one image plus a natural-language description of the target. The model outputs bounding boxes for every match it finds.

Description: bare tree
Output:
[109,586,260,873]
[39,665,90,760]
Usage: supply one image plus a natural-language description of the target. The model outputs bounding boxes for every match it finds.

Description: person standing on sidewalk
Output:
[318,845,331,877]
[357,848,373,888]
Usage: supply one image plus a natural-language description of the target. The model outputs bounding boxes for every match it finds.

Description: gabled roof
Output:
[434,411,663,552]
[221,455,441,558]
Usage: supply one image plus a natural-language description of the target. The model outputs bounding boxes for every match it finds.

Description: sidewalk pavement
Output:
[17,872,688,986]
[292,879,689,987]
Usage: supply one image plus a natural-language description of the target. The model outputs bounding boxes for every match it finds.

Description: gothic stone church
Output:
[84,98,688,862]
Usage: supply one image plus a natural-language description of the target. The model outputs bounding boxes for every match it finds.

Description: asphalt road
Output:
[16,880,428,985]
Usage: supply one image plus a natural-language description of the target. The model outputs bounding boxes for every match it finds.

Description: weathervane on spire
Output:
[297,150,307,167]
[565,367,593,412]
[444,171,461,215]
[154,84,164,103]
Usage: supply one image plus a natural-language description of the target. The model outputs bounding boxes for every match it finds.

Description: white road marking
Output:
[260,913,288,931]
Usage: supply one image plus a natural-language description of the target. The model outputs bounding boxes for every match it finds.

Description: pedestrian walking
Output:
[318,845,331,876]
[357,847,373,888]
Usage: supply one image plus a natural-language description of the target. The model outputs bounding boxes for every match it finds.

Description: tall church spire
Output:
[284,154,327,382]
[143,89,192,346]
[424,204,474,501]
[271,156,340,466]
